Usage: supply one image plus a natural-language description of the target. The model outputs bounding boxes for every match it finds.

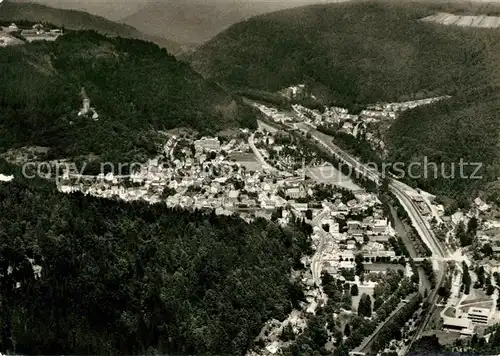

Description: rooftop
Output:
[468,307,490,317]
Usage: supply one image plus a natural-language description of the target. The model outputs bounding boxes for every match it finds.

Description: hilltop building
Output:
[78,87,99,121]
[20,23,63,42]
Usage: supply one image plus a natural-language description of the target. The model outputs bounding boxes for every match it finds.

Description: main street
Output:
[249,129,326,293]
[311,214,329,286]
[248,132,278,172]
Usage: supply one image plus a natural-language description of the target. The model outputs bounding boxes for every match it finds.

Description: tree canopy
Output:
[358,293,372,318]
[0,160,310,355]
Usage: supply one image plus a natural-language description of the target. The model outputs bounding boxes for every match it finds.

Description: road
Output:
[304,125,380,183]
[248,130,325,290]
[356,294,418,354]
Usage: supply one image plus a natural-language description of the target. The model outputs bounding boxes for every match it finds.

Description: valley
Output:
[3,0,500,355]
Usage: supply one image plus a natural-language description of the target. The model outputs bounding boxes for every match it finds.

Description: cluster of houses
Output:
[54,133,317,220]
[289,96,450,133]
[55,125,397,239]
[443,306,496,336]
[277,96,451,155]
[308,202,400,278]
[278,83,317,101]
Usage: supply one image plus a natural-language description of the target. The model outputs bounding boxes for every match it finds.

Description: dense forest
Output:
[0,160,310,355]
[191,1,500,201]
[388,94,500,203]
[0,30,256,164]
[192,1,500,105]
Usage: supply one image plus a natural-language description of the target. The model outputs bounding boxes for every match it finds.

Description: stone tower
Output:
[81,87,90,115]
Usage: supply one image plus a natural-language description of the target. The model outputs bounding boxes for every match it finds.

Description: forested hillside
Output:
[0,159,311,355]
[192,1,500,105]
[0,30,255,163]
[388,95,500,204]
[191,1,500,202]
[0,0,182,54]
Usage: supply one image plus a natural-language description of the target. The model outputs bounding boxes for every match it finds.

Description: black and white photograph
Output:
[1,0,500,355]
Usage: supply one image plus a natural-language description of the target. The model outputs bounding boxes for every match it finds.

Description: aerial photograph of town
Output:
[2,0,500,355]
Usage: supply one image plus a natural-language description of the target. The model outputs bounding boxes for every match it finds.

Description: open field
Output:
[306,164,362,191]
[228,152,263,171]
[422,330,463,346]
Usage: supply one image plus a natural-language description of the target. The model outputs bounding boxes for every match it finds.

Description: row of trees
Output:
[333,276,417,355]
[388,192,432,257]
[371,294,422,352]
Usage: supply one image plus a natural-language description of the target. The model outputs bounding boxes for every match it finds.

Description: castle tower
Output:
[81,87,90,115]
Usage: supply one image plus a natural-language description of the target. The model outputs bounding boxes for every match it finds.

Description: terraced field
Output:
[421,12,500,28]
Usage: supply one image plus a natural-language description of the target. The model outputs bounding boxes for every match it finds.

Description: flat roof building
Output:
[442,316,475,335]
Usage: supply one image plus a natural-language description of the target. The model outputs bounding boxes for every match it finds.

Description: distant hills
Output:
[116,0,351,45]
[0,0,182,54]
[191,1,500,203]
[14,0,149,21]
[10,0,353,48]
[0,30,254,164]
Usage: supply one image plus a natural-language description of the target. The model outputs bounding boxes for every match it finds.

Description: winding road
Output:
[248,132,278,172]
